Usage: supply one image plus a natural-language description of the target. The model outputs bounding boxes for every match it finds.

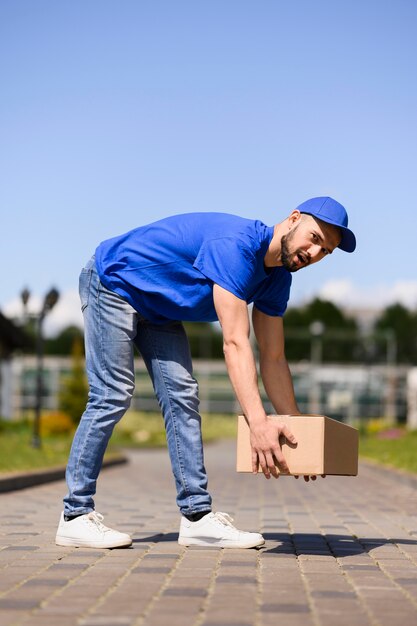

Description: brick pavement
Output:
[1,439,417,626]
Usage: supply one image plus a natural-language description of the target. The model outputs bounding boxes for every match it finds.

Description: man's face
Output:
[281,215,342,272]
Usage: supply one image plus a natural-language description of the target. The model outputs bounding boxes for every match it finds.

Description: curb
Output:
[0,454,128,493]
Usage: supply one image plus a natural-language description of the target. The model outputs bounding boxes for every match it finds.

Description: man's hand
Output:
[250,415,297,479]
[294,474,327,482]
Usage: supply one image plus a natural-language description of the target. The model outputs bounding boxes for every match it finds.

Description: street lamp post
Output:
[309,320,325,414]
[21,287,59,448]
[384,328,398,424]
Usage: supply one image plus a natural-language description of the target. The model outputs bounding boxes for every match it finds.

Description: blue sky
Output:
[1,0,417,332]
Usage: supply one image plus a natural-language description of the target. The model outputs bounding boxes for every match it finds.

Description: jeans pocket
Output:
[79,257,95,312]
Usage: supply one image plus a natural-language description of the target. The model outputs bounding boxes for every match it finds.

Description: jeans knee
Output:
[112,381,135,409]
[177,372,198,393]
[173,375,200,413]
[88,381,135,413]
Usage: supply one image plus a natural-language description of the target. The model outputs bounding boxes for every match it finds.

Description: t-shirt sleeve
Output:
[193,236,257,300]
[253,270,292,317]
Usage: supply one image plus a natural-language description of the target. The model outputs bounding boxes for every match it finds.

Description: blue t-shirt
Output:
[95,212,292,324]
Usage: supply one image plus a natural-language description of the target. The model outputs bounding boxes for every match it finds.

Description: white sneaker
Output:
[55,512,132,548]
[178,512,265,549]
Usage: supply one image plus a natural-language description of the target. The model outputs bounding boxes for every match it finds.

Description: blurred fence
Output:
[1,356,411,424]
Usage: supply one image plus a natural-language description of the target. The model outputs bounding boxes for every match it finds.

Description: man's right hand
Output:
[249,416,297,479]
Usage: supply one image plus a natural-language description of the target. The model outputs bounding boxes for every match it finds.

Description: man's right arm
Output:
[213,283,297,478]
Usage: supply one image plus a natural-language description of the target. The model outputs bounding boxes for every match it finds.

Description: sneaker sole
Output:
[178,537,265,549]
[55,535,132,549]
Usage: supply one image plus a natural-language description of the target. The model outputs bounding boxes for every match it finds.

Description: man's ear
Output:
[287,209,302,229]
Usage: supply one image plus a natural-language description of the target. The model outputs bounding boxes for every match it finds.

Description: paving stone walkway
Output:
[1,439,417,626]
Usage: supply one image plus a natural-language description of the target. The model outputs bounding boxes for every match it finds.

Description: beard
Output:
[280,227,309,273]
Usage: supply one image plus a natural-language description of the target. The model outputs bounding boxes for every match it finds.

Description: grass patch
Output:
[0,420,74,474]
[0,419,123,474]
[359,427,417,474]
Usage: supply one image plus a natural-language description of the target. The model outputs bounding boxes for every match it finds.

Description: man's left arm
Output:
[252,307,299,415]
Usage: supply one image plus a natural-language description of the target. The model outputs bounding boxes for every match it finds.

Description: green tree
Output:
[374,303,417,364]
[283,298,360,363]
[45,325,84,356]
[58,336,89,424]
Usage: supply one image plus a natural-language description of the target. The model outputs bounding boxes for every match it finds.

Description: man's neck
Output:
[264,223,284,268]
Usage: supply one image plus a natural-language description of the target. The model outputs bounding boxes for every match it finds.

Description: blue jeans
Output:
[63,257,212,517]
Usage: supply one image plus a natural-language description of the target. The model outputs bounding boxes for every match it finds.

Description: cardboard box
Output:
[236,414,358,476]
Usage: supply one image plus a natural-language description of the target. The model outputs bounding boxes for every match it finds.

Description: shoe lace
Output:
[86,511,107,532]
[213,512,236,528]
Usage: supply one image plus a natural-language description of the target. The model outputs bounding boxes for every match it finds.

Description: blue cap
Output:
[296,196,356,253]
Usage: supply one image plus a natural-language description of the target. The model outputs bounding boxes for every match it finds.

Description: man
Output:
[56,196,356,549]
